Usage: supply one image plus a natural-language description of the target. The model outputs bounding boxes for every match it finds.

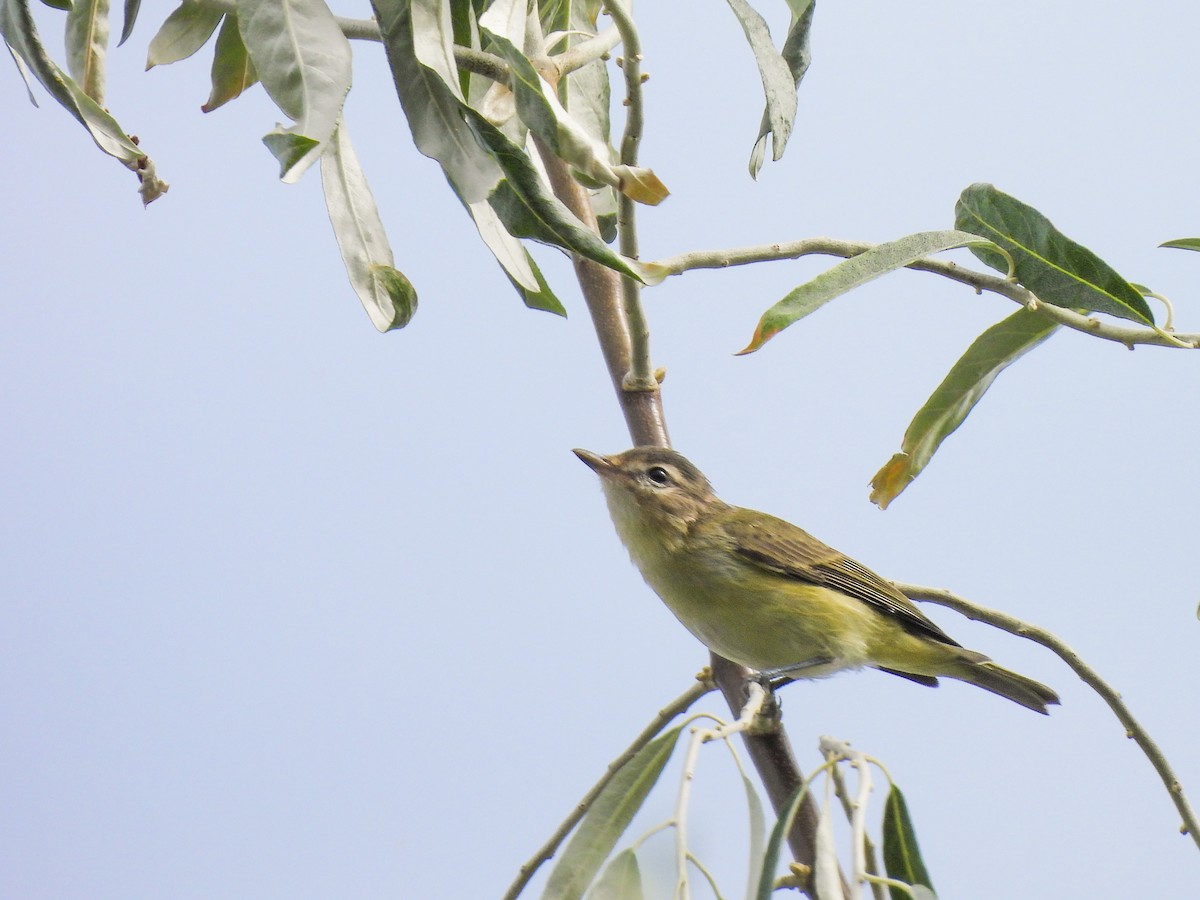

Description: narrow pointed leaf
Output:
[202,12,257,112]
[238,0,352,183]
[466,200,567,316]
[584,849,644,900]
[485,31,667,205]
[117,0,140,45]
[1,0,160,199]
[750,0,813,177]
[38,0,72,9]
[882,785,936,899]
[65,0,108,102]
[738,230,1000,354]
[145,1,222,69]
[462,107,646,283]
[754,781,810,900]
[725,0,795,172]
[7,41,39,104]
[321,125,416,331]
[371,0,503,203]
[1160,238,1200,252]
[541,726,683,900]
[740,773,767,900]
[870,307,1058,508]
[955,183,1154,325]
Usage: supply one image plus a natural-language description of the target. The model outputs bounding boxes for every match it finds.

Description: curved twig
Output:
[649,238,1200,350]
[501,677,714,900]
[895,581,1200,851]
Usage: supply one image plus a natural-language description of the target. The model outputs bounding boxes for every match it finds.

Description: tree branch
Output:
[649,238,1200,349]
[535,144,842,899]
[603,0,654,390]
[896,581,1200,850]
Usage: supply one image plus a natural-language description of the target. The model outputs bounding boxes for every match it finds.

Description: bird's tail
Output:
[952,660,1060,715]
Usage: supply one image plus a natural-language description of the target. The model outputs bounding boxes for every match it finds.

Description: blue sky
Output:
[3,1,1198,897]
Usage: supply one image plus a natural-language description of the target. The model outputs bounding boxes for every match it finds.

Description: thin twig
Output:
[648,238,1200,350]
[602,0,656,391]
[501,678,713,900]
[672,683,769,899]
[823,739,886,900]
[895,581,1200,851]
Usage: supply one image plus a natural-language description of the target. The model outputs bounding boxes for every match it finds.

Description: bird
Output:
[574,445,1059,714]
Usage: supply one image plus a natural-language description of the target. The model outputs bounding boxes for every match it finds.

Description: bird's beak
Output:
[573,448,616,477]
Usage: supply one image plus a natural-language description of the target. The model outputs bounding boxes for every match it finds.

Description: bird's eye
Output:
[646,466,671,486]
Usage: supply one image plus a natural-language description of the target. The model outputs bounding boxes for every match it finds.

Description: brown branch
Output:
[534,142,844,899]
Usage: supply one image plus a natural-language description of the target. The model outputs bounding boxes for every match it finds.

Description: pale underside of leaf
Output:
[371,0,503,202]
[65,0,109,102]
[238,0,352,183]
[321,124,415,331]
[739,230,1000,354]
[724,0,796,174]
[541,726,682,900]
[1,0,152,188]
[750,0,813,177]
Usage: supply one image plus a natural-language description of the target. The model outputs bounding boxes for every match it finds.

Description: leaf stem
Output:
[895,581,1200,852]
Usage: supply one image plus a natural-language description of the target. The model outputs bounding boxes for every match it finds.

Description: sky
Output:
[3,1,1199,898]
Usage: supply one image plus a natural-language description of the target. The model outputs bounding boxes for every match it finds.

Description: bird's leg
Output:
[759,656,835,688]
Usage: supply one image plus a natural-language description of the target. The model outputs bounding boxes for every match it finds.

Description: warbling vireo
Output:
[574,446,1058,714]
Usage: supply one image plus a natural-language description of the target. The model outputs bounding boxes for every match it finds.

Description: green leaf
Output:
[541,726,683,900]
[261,131,319,177]
[65,0,109,102]
[145,1,222,69]
[462,108,646,283]
[0,0,155,190]
[870,307,1059,508]
[750,0,813,178]
[955,183,1154,325]
[202,12,257,113]
[724,0,796,175]
[740,772,767,900]
[466,200,567,316]
[238,0,352,183]
[754,780,810,900]
[882,785,936,899]
[738,230,1001,354]
[371,0,503,203]
[321,124,416,331]
[38,0,71,10]
[117,0,139,45]
[584,849,644,900]
[1160,238,1200,252]
[485,31,667,205]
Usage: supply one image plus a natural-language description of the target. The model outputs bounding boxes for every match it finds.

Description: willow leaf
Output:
[738,230,1001,354]
[238,0,352,183]
[541,726,683,900]
[881,785,937,899]
[870,307,1058,508]
[955,183,1153,325]
[65,0,108,101]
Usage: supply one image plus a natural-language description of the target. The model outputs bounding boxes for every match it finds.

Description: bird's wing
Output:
[724,511,961,647]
